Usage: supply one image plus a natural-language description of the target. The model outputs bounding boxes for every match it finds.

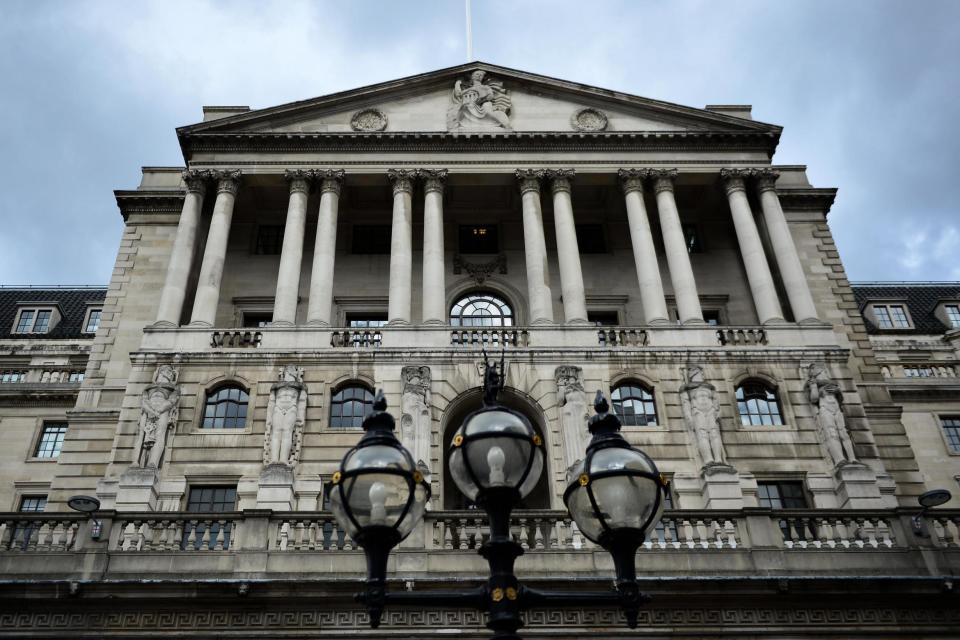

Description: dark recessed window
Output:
[736,381,783,426]
[587,310,619,326]
[242,312,272,328]
[346,313,388,328]
[34,423,67,458]
[459,225,499,254]
[942,416,960,454]
[575,224,606,254]
[703,309,722,326]
[757,481,808,509]
[330,384,375,429]
[682,224,702,253]
[611,383,658,426]
[184,486,237,550]
[202,385,249,429]
[84,308,102,333]
[352,225,392,254]
[255,225,285,255]
[19,496,48,512]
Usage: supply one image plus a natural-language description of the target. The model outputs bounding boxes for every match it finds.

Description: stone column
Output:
[155,170,208,326]
[515,170,554,325]
[305,170,345,326]
[420,170,448,325]
[271,170,312,326]
[619,169,669,325]
[548,169,588,325]
[189,170,241,326]
[720,168,785,325]
[387,169,416,325]
[651,169,704,324]
[754,169,819,323]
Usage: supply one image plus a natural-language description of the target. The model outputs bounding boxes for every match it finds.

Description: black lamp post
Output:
[330,354,668,639]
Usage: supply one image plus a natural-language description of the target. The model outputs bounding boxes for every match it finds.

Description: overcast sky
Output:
[1,0,958,286]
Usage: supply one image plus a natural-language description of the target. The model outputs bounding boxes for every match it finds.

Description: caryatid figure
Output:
[263,365,307,467]
[556,365,590,470]
[679,366,727,467]
[805,362,857,467]
[135,364,181,469]
[400,365,432,471]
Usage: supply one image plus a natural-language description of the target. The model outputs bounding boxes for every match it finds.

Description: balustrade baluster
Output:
[534,518,545,550]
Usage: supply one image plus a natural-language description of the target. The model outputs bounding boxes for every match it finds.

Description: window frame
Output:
[12,307,59,334]
[449,292,515,328]
[610,381,660,427]
[32,422,68,459]
[939,415,960,456]
[82,307,103,334]
[945,304,960,329]
[756,480,809,509]
[329,383,375,430]
[868,302,913,330]
[735,380,785,427]
[199,384,250,430]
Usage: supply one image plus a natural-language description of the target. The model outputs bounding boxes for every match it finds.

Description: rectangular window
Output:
[254,225,284,255]
[84,309,102,333]
[13,308,56,334]
[68,372,84,383]
[1,371,27,383]
[757,481,808,509]
[34,423,67,458]
[241,312,273,328]
[904,366,936,378]
[946,305,960,328]
[33,310,52,333]
[352,225,392,254]
[942,416,960,454]
[587,310,619,326]
[19,495,48,512]
[15,310,35,333]
[183,486,237,550]
[703,310,722,326]
[575,224,607,253]
[682,224,702,253]
[874,304,910,329]
[459,224,499,254]
[346,313,388,328]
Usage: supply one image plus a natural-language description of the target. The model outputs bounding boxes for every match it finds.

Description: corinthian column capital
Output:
[752,168,780,193]
[214,169,242,195]
[515,169,545,195]
[649,168,679,194]
[420,169,448,194]
[181,169,210,195]
[315,169,345,196]
[618,168,649,195]
[284,169,313,195]
[547,169,575,195]
[387,169,417,195]
[719,167,751,196]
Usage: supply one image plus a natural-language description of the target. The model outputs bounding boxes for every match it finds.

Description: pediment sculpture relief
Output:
[447,70,512,131]
[263,365,307,467]
[134,365,180,469]
[804,362,857,467]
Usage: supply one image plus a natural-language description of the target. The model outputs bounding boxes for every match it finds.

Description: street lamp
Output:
[330,354,667,639]
[911,488,952,537]
[67,494,102,540]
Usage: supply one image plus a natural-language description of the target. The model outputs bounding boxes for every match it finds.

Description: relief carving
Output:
[556,365,589,470]
[447,70,511,131]
[134,365,180,469]
[571,107,608,132]
[804,362,857,467]
[679,366,728,468]
[350,108,388,132]
[400,366,432,472]
[452,253,508,285]
[263,365,307,467]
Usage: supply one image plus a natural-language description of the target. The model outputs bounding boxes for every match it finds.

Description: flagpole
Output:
[465,0,474,61]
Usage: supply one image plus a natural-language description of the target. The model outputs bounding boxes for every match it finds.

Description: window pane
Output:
[19,496,47,512]
[874,306,893,329]
[611,384,658,426]
[330,385,373,429]
[202,385,248,429]
[946,305,960,328]
[85,309,102,333]
[736,382,783,426]
[34,424,67,458]
[449,293,513,327]
[33,311,52,333]
[942,416,960,453]
[889,305,909,328]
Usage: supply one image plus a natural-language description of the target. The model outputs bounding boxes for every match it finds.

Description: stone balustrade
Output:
[882,364,959,379]
[716,327,768,346]
[449,328,529,347]
[0,367,85,384]
[0,514,83,552]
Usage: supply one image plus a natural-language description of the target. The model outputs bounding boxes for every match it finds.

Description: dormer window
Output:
[12,307,59,334]
[946,304,960,328]
[872,304,910,329]
[83,308,103,333]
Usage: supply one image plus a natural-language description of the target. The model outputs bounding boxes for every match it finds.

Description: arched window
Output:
[611,383,658,426]
[330,384,374,429]
[735,381,783,425]
[450,293,514,327]
[202,384,249,429]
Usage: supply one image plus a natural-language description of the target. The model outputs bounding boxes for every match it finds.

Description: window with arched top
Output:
[735,381,784,426]
[449,293,514,327]
[202,384,249,429]
[330,384,375,429]
[611,383,658,426]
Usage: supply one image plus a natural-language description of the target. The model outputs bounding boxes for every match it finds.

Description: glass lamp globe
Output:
[564,392,667,547]
[329,392,430,543]
[448,405,544,503]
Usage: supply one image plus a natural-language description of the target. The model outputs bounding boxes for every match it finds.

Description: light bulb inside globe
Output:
[487,445,506,485]
[369,481,388,525]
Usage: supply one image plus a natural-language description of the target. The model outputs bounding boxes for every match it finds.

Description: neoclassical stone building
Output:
[1,63,958,638]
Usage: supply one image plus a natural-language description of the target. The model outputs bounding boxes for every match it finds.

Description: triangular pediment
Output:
[179,62,779,137]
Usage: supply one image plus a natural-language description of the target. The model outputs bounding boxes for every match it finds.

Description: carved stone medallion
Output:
[350,108,388,132]
[571,108,608,132]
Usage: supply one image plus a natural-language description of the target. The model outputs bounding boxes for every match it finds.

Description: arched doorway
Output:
[440,387,552,510]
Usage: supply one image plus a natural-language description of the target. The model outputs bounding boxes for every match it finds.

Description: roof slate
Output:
[852,283,960,334]
[0,288,107,340]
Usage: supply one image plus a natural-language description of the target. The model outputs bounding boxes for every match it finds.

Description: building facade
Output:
[1,63,958,638]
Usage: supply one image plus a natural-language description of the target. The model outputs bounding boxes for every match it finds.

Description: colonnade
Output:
[153,166,818,328]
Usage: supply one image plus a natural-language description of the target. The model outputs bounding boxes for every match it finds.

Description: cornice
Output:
[113,190,185,221]
[777,187,838,214]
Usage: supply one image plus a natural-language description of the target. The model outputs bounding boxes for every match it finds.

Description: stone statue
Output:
[805,362,857,467]
[556,365,590,470]
[134,365,180,469]
[447,70,512,131]
[400,365,432,470]
[679,366,727,467]
[263,365,307,467]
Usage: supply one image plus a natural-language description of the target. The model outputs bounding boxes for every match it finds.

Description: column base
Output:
[421,319,447,326]
[680,317,707,326]
[269,320,295,327]
[646,317,673,327]
[116,466,161,511]
[256,464,296,511]
[797,317,825,326]
[565,318,591,326]
[150,320,179,329]
[760,316,788,326]
[305,319,331,327]
[386,319,411,327]
[699,464,744,510]
[187,320,213,328]
[529,317,555,326]
[833,462,884,509]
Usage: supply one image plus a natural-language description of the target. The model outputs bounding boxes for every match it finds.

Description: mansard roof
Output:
[176,61,782,159]
[852,282,960,334]
[0,287,106,340]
